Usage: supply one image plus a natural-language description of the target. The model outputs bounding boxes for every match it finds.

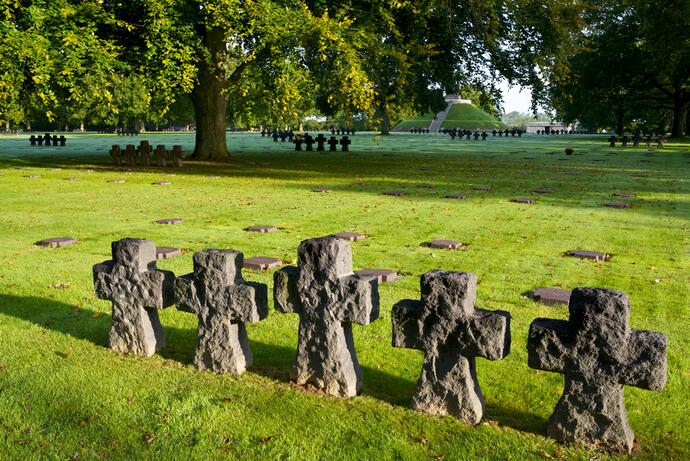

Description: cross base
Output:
[109,303,166,357]
[194,321,253,374]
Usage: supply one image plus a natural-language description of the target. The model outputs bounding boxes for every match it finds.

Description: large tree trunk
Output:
[380,111,391,135]
[616,111,625,136]
[670,95,686,138]
[192,26,229,160]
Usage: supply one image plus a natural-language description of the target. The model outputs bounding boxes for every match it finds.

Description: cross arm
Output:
[467,308,511,361]
[93,260,115,300]
[228,281,269,323]
[274,266,301,314]
[527,318,571,374]
[618,329,667,391]
[337,274,379,325]
[141,269,175,309]
[173,273,200,315]
[391,299,424,351]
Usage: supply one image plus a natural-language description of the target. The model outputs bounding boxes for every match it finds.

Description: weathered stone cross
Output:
[274,237,379,397]
[392,270,510,424]
[527,287,667,453]
[93,238,175,356]
[174,249,269,374]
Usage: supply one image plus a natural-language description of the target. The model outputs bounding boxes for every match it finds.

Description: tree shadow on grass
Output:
[0,293,546,435]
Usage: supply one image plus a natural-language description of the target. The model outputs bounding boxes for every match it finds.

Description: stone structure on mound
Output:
[93,238,175,356]
[273,237,380,397]
[527,288,667,453]
[174,249,269,374]
[392,271,511,424]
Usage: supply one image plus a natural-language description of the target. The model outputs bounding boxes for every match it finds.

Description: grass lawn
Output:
[0,132,688,460]
[392,112,435,130]
[440,103,505,130]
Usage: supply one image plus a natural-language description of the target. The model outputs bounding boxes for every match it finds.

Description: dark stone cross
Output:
[294,135,303,151]
[273,237,380,397]
[154,145,168,167]
[174,249,269,374]
[109,145,122,166]
[315,134,327,151]
[528,288,667,453]
[93,238,175,356]
[125,144,137,166]
[608,135,616,147]
[340,136,351,152]
[328,136,338,151]
[304,134,314,151]
[138,141,152,166]
[29,135,36,146]
[392,271,510,424]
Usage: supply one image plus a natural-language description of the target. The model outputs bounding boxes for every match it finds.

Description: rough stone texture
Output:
[156,247,181,259]
[445,194,467,199]
[243,257,282,270]
[530,287,571,306]
[244,225,278,233]
[383,191,405,196]
[36,237,77,248]
[355,268,398,283]
[605,202,631,209]
[333,232,366,242]
[527,288,667,453]
[473,186,491,191]
[153,218,184,225]
[566,250,609,261]
[273,237,379,397]
[93,238,175,356]
[174,249,269,374]
[428,240,462,249]
[392,271,510,424]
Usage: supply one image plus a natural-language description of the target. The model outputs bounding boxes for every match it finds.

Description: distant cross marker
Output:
[392,271,510,423]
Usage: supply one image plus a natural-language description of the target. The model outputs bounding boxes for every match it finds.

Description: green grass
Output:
[393,112,434,130]
[0,132,688,460]
[440,103,506,130]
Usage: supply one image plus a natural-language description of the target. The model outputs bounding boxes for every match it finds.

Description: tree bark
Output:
[616,111,625,136]
[192,26,229,160]
[670,95,686,138]
[380,111,390,135]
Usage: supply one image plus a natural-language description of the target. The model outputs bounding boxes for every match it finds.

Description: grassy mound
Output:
[392,112,434,130]
[440,103,505,129]
[0,132,687,459]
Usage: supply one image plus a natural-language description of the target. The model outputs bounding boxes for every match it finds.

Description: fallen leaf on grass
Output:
[143,432,155,443]
[539,451,553,458]
[259,435,278,443]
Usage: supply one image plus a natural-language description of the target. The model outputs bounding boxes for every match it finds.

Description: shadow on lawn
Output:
[0,293,546,435]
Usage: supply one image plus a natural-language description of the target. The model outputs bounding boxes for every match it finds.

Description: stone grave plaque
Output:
[473,186,491,191]
[511,198,536,204]
[383,191,405,196]
[355,268,398,283]
[445,194,467,199]
[566,250,609,261]
[613,193,636,198]
[428,240,462,250]
[312,189,332,193]
[528,288,667,453]
[532,189,553,194]
[24,174,41,178]
[529,287,571,306]
[473,169,488,172]
[244,225,278,233]
[108,180,126,183]
[353,181,369,186]
[244,257,282,270]
[417,184,435,188]
[153,181,171,186]
[605,202,631,209]
[36,237,77,248]
[156,247,181,259]
[333,232,366,242]
[153,218,184,225]
[64,177,80,181]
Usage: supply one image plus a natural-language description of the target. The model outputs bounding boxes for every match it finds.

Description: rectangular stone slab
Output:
[530,288,572,306]
[244,257,282,270]
[333,232,367,242]
[566,250,609,261]
[355,268,398,283]
[156,247,181,259]
[244,225,278,233]
[36,237,77,248]
[511,198,536,204]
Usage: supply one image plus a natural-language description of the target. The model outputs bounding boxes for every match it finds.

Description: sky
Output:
[498,80,533,114]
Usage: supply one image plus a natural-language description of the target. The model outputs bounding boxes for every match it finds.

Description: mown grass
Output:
[0,132,688,460]
[440,103,505,130]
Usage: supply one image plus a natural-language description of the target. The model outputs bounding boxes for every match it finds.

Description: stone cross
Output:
[171,145,185,167]
[29,135,36,146]
[304,134,314,151]
[93,238,175,356]
[328,136,338,151]
[340,136,351,152]
[138,141,152,166]
[294,135,303,151]
[174,249,269,374]
[392,270,510,424]
[621,135,629,147]
[316,134,327,151]
[124,144,137,166]
[527,287,667,453]
[109,145,122,166]
[608,135,616,147]
[154,145,168,167]
[273,237,379,397]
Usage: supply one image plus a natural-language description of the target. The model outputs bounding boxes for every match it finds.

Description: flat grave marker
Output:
[244,256,282,270]
[428,240,462,250]
[355,268,399,283]
[445,194,467,199]
[312,188,332,193]
[333,232,367,242]
[35,237,77,248]
[153,181,171,186]
[613,193,636,198]
[605,202,631,209]
[473,186,491,191]
[529,287,571,306]
[511,198,536,204]
[245,225,278,233]
[153,218,184,225]
[532,189,553,194]
[108,179,126,183]
[566,250,609,261]
[156,247,181,259]
[383,191,405,196]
